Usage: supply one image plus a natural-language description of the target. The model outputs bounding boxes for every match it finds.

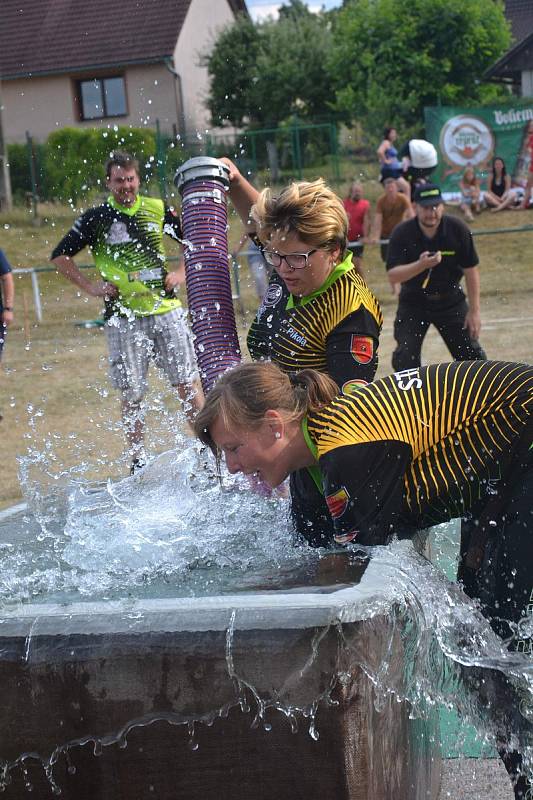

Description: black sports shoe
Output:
[130,458,146,476]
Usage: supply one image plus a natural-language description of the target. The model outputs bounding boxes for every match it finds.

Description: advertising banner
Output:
[424,103,533,197]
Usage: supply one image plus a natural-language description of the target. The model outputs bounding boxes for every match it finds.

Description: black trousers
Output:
[392,290,486,371]
[458,445,533,798]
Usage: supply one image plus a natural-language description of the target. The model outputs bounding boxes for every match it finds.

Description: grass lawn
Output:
[1,178,533,508]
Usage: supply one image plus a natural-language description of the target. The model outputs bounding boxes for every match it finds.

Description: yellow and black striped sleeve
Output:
[307,361,533,545]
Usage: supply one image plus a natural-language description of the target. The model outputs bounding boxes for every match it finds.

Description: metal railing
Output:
[13,256,244,324]
[12,224,533,323]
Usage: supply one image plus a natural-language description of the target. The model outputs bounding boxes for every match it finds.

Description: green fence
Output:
[7,120,344,211]
[210,121,340,183]
[155,120,342,198]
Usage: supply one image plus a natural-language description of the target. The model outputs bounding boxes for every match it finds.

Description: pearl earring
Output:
[274,431,281,439]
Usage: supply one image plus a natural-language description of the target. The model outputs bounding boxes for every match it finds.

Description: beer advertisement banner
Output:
[424,103,533,196]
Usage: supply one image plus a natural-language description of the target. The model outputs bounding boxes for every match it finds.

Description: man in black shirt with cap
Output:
[386,183,486,370]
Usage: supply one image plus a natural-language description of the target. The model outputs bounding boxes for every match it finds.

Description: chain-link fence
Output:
[7,120,346,211]
[156,121,342,199]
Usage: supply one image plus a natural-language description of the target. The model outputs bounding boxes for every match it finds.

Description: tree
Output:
[204,1,334,130]
[203,15,262,129]
[277,0,314,21]
[328,0,511,140]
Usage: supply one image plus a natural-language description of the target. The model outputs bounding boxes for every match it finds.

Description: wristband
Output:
[3,307,13,312]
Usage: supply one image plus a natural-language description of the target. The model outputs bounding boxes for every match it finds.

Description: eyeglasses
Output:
[261,248,318,270]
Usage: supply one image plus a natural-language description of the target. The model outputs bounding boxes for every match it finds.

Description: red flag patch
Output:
[351,335,373,364]
[325,487,350,519]
[350,334,374,364]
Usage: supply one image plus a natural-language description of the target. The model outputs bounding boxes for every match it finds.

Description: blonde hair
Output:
[462,165,478,185]
[193,362,338,455]
[251,178,348,253]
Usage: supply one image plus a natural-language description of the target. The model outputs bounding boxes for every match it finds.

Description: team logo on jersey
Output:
[325,486,350,519]
[334,530,358,545]
[105,221,132,245]
[342,378,368,396]
[350,335,373,364]
[262,283,284,308]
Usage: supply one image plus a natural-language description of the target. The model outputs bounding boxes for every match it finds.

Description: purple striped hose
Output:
[174,158,241,394]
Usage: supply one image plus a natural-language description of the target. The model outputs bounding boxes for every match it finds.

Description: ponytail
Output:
[287,369,338,416]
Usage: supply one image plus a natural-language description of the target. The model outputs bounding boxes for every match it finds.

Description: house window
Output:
[78,77,127,120]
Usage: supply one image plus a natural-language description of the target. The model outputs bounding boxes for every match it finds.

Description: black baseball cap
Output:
[413,183,443,206]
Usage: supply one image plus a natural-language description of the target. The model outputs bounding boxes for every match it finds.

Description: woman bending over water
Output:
[194,358,533,798]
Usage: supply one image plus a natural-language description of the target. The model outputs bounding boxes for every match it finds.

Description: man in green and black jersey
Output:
[51,151,202,471]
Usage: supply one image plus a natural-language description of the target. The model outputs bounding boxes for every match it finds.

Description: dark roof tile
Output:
[505,0,533,45]
[0,0,194,78]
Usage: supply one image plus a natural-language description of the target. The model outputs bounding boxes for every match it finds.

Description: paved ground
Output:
[440,758,513,799]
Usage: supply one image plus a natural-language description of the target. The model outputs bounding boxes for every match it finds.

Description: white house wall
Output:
[120,65,180,132]
[3,64,180,144]
[173,0,237,140]
[3,74,75,143]
[522,69,533,98]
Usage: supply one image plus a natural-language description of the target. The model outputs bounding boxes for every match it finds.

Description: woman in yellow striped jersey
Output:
[194,358,533,798]
[220,158,383,546]
[195,359,532,642]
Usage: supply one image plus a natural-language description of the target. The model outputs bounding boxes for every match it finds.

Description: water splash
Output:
[0,447,532,795]
[3,438,315,605]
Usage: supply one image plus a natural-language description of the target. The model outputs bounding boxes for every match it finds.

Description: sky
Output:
[246,0,342,22]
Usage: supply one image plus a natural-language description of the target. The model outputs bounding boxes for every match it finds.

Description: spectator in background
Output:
[0,248,14,362]
[484,157,520,213]
[371,177,413,268]
[231,230,270,300]
[0,249,15,422]
[342,180,370,274]
[386,183,486,371]
[520,120,533,209]
[377,127,411,197]
[459,165,481,222]
[398,138,438,197]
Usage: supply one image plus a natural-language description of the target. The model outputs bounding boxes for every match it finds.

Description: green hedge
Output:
[6,141,46,202]
[8,126,157,203]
